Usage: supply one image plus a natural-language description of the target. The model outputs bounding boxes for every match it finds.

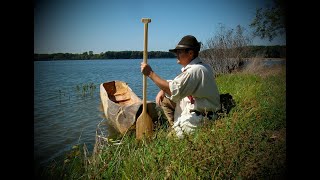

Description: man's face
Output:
[176,49,192,66]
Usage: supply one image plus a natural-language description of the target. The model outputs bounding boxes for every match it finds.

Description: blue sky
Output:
[34,0,286,54]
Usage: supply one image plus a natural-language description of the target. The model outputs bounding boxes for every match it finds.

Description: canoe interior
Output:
[103,81,141,105]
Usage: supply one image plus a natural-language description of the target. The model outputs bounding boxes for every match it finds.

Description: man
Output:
[140,35,221,138]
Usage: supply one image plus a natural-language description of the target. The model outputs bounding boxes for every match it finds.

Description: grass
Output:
[36,63,286,179]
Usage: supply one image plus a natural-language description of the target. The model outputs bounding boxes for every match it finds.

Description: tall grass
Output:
[37,64,286,179]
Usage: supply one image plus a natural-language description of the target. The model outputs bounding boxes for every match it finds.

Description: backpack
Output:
[217,93,236,118]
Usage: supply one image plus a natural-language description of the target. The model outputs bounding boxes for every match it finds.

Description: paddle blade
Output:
[136,112,153,140]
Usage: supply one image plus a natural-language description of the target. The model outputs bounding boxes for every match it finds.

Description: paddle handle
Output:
[142,18,151,114]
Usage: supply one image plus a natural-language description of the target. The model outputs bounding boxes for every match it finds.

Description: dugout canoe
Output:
[100,80,158,134]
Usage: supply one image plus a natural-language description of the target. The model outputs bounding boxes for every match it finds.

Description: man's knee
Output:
[160,97,176,126]
[161,97,176,109]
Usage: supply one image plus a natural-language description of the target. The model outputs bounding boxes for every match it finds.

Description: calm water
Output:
[34,58,181,166]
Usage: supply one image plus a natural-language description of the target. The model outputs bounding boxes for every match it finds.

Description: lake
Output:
[34,58,181,166]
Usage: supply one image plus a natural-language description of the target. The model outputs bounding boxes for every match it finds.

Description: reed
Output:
[75,82,97,97]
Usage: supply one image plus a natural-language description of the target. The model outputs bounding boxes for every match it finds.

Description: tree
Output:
[250,0,286,41]
[200,24,252,75]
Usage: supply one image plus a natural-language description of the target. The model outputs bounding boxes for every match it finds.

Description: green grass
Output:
[37,65,286,179]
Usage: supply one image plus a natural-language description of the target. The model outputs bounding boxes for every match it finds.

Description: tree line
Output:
[34,46,285,61]
[33,51,175,61]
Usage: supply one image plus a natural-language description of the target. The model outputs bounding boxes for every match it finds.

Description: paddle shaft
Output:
[142,18,151,114]
[135,18,153,140]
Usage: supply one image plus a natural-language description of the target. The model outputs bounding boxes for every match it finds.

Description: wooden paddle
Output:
[136,18,153,140]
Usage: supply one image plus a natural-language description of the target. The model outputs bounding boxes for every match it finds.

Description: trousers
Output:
[160,96,176,127]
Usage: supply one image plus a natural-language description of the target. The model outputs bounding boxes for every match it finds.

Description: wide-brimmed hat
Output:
[169,35,201,53]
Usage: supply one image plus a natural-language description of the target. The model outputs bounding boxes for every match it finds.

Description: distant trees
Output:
[34,51,175,61]
[250,0,286,41]
[246,45,286,58]
[200,24,252,75]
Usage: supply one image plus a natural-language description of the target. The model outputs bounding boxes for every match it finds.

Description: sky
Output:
[34,0,286,54]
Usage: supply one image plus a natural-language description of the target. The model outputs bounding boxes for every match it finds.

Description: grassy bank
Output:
[37,63,286,179]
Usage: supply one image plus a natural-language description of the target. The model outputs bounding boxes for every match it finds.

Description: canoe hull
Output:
[100,81,158,134]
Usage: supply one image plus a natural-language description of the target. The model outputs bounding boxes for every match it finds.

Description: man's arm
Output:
[141,62,171,96]
[148,71,171,96]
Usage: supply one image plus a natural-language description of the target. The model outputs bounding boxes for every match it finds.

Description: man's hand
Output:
[155,90,165,106]
[141,62,153,77]
[140,62,172,96]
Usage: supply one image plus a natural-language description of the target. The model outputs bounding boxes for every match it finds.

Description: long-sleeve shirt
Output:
[167,57,221,137]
